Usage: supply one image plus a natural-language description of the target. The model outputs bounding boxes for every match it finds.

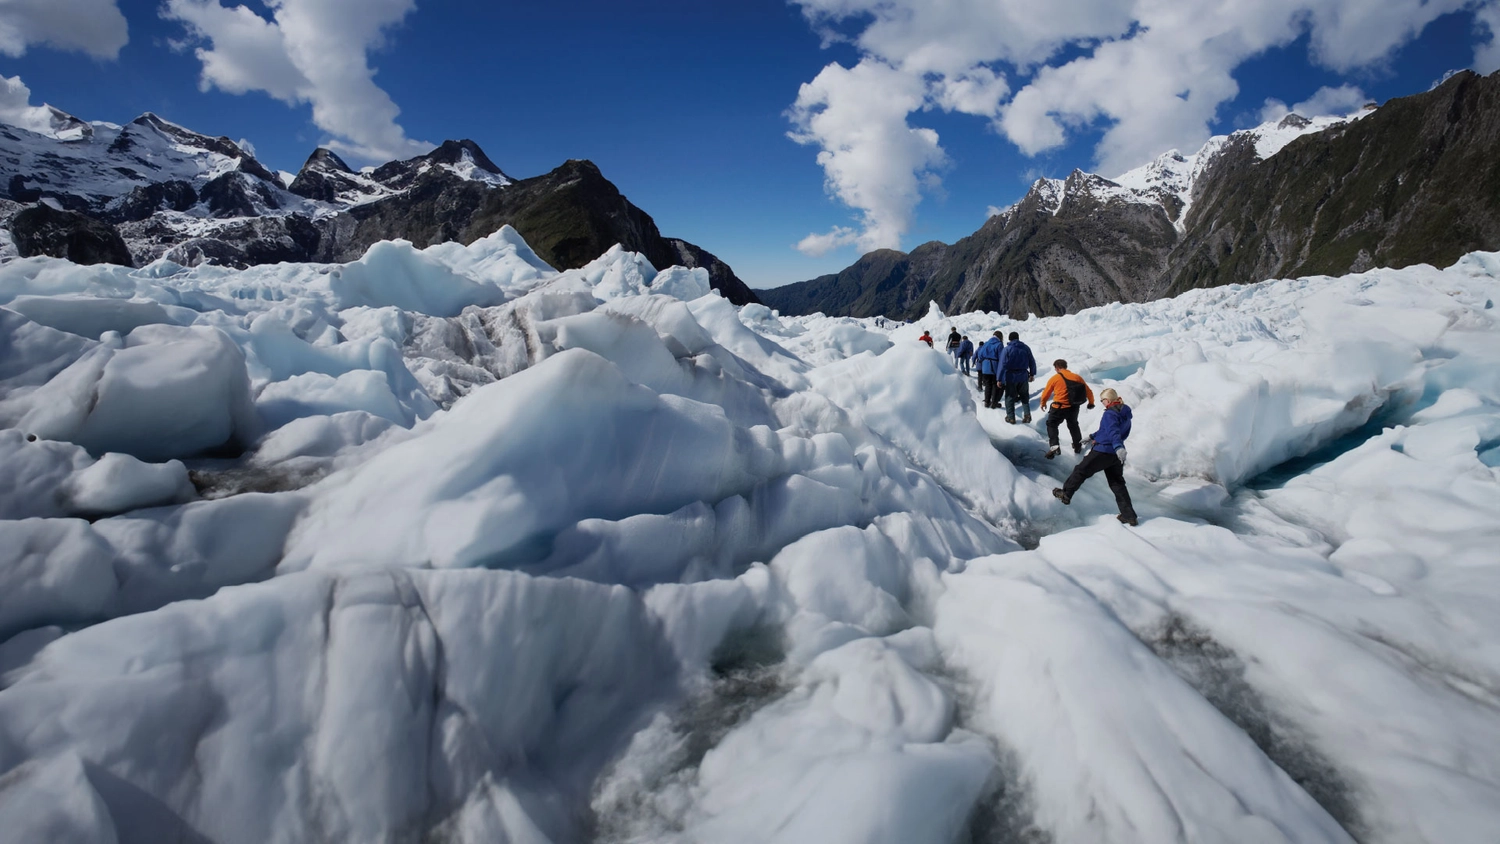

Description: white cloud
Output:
[787,58,947,254]
[1478,3,1500,74]
[1260,84,1368,123]
[0,0,128,59]
[794,0,1131,75]
[790,0,1500,243]
[931,67,1010,118]
[1259,98,1292,124]
[796,226,860,257]
[0,74,57,133]
[162,0,430,163]
[165,0,305,102]
[1295,84,1371,117]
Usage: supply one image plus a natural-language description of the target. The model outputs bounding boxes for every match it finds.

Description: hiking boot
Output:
[1004,415,1015,424]
[1052,488,1071,505]
[1022,414,1032,423]
[1045,446,1060,459]
[1117,514,1138,527]
[1072,442,1083,454]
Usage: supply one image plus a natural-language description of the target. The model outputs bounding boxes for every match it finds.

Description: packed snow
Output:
[1,223,1498,844]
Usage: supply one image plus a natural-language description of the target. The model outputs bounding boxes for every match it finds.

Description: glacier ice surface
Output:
[1,230,1498,843]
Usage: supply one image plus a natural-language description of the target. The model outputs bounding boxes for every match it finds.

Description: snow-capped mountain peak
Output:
[1106,107,1374,228]
[287,147,394,206]
[302,147,355,175]
[989,106,1378,232]
[112,112,278,183]
[1,104,524,266]
[439,147,511,186]
[422,138,508,180]
[984,104,1374,232]
[40,105,92,142]
[366,139,513,192]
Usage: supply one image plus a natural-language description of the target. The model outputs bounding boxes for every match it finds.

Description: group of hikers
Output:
[920,326,1138,527]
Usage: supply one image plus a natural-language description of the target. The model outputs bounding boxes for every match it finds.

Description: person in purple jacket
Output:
[1052,388,1138,526]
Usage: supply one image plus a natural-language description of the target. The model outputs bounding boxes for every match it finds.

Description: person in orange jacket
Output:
[917,330,934,347]
[1038,358,1094,459]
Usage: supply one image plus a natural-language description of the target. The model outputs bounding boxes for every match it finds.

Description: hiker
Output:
[1038,358,1094,458]
[957,335,974,376]
[999,331,1036,424]
[918,330,934,347]
[1053,388,1138,526]
[974,331,1005,408]
[946,328,962,362]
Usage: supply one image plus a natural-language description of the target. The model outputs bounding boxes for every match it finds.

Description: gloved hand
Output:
[1116,447,1127,466]
[1087,403,1095,409]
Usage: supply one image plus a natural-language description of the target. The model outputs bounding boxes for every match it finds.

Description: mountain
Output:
[315,157,758,305]
[760,70,1500,319]
[0,112,759,305]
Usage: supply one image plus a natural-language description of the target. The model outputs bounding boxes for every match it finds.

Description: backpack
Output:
[1065,375,1087,407]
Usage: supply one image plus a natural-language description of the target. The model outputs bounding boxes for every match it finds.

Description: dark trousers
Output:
[979,373,999,407]
[1063,450,1136,520]
[1046,405,1081,447]
[1003,378,1028,418]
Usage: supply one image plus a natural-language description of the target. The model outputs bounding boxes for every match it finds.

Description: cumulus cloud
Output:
[1260,84,1370,123]
[931,67,1010,118]
[789,0,1500,250]
[0,74,58,133]
[1478,4,1500,74]
[788,58,947,254]
[0,0,128,59]
[796,226,860,257]
[1294,84,1371,116]
[162,0,430,163]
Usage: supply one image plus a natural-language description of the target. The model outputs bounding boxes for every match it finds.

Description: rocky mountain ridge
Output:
[760,70,1500,319]
[0,112,759,305]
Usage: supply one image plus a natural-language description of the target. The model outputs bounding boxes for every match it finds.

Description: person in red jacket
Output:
[1037,359,1094,459]
[918,330,934,347]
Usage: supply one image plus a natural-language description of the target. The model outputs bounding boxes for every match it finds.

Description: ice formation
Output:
[1,225,1498,844]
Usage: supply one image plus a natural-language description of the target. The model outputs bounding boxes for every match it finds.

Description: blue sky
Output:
[1,0,1497,288]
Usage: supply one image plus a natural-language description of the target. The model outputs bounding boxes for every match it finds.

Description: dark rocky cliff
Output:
[11,205,133,266]
[1164,70,1500,296]
[761,70,1500,319]
[314,157,759,305]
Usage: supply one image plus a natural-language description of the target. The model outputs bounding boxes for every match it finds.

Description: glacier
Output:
[0,228,1498,843]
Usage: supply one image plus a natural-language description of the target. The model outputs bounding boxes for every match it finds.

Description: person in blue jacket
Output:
[957,335,975,376]
[1052,387,1139,526]
[998,331,1036,424]
[974,332,1004,408]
